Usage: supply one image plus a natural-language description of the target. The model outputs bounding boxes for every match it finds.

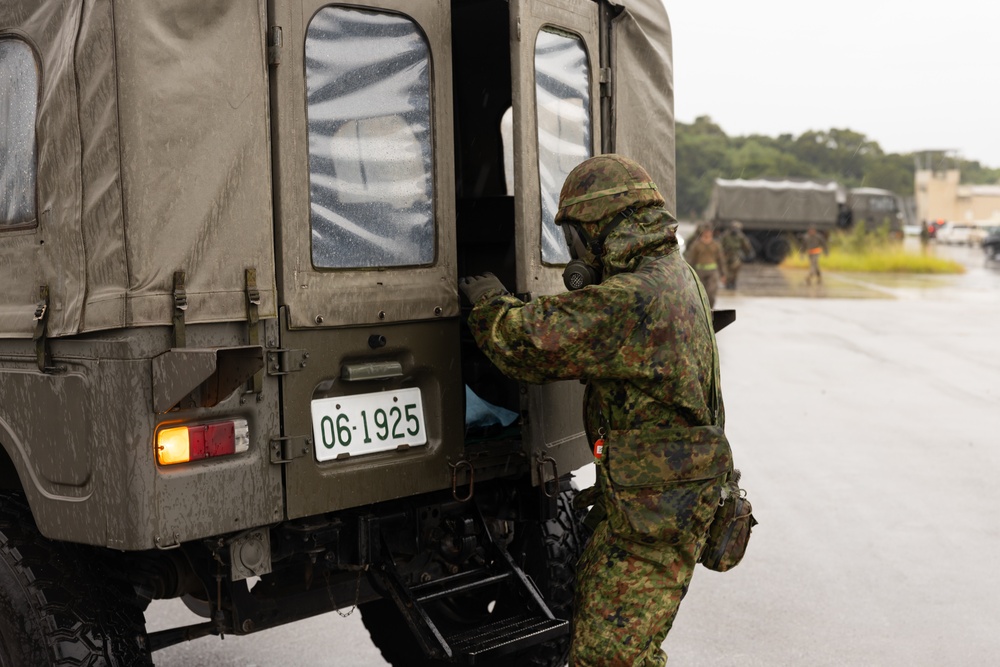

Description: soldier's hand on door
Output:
[459,273,507,305]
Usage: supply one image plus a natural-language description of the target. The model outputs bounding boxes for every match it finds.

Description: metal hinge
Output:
[266,348,308,375]
[32,285,61,374]
[599,67,612,98]
[268,26,283,66]
[270,436,309,464]
[244,268,263,394]
[172,271,187,348]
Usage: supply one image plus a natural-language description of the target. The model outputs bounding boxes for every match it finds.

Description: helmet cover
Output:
[555,154,665,225]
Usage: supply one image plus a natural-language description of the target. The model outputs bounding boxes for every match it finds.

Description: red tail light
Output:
[156,419,249,466]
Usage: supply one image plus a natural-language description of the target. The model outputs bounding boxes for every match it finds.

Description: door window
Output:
[534,29,592,264]
[0,39,38,228]
[305,7,434,268]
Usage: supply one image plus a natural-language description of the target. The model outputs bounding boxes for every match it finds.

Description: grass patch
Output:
[781,224,965,274]
[782,247,965,274]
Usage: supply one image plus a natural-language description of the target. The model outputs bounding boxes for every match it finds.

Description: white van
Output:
[935,222,987,246]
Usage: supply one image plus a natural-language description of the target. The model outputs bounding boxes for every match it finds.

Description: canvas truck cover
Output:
[0,0,276,339]
[610,0,675,217]
[706,178,842,230]
[0,0,673,339]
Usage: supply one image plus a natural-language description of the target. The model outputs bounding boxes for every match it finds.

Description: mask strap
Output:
[586,207,635,256]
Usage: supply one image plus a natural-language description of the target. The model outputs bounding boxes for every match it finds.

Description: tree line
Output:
[675,116,1000,221]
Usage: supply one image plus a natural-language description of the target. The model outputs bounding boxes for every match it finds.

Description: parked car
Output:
[983,226,1000,262]
[935,222,985,246]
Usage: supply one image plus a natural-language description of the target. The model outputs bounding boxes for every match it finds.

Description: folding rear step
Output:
[447,613,567,661]
[369,507,569,663]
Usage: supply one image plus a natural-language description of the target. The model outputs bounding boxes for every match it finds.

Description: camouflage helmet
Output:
[555,154,665,225]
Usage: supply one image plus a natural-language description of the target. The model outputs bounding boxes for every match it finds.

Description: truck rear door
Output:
[509,0,601,482]
[267,0,463,519]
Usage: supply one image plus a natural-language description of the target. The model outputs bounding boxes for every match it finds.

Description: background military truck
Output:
[0,0,677,664]
[704,178,850,264]
[705,178,907,264]
[846,187,906,239]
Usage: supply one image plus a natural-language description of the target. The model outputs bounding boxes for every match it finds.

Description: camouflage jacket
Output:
[720,230,753,260]
[684,238,726,273]
[802,230,828,254]
[468,207,730,484]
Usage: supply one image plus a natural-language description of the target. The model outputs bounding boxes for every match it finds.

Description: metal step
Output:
[447,613,569,662]
[410,567,512,603]
[369,502,568,663]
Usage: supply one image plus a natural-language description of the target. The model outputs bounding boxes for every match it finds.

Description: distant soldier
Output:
[801,226,828,286]
[719,221,753,290]
[685,226,726,306]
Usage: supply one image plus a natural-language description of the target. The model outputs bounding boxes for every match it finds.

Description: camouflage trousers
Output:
[694,269,720,308]
[806,254,822,284]
[723,260,742,289]
[569,465,723,666]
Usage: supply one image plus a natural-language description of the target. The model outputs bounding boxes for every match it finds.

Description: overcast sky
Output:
[665,2,1000,168]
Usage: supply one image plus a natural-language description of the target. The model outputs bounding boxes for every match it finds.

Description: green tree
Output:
[959,159,1000,185]
[675,116,733,219]
[790,128,872,182]
[672,118,970,216]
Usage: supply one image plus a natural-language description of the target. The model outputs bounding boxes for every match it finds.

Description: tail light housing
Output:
[156,419,249,466]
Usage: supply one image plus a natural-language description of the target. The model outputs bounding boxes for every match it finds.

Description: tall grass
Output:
[781,224,965,274]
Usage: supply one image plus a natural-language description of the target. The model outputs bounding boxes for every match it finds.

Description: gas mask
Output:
[560,208,633,291]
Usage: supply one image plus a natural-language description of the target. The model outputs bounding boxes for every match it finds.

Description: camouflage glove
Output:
[458,273,506,305]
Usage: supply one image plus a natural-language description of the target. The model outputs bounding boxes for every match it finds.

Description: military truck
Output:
[847,187,905,238]
[704,178,849,264]
[0,0,677,664]
[705,178,907,263]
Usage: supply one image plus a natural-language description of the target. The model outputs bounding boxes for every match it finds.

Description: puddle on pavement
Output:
[844,273,962,289]
[727,262,993,300]
[730,265,896,299]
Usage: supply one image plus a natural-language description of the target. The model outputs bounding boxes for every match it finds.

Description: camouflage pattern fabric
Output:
[802,229,828,254]
[555,154,666,225]
[719,229,753,289]
[683,237,726,307]
[466,206,731,665]
[569,468,721,666]
[802,230,828,285]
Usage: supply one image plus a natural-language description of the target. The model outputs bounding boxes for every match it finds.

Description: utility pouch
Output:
[601,426,732,546]
[699,469,757,572]
[605,426,732,488]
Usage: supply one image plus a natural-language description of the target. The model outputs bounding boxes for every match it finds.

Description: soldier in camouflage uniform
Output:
[801,225,828,286]
[719,221,754,290]
[683,226,726,307]
[459,155,732,666]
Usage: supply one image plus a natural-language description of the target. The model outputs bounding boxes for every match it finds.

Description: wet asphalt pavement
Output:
[147,240,1000,666]
[664,241,1000,666]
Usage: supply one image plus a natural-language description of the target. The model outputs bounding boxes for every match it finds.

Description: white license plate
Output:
[311,388,427,461]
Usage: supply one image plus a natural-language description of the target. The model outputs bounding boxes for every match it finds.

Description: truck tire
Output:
[764,235,791,264]
[0,493,151,666]
[361,481,588,667]
[515,479,590,667]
